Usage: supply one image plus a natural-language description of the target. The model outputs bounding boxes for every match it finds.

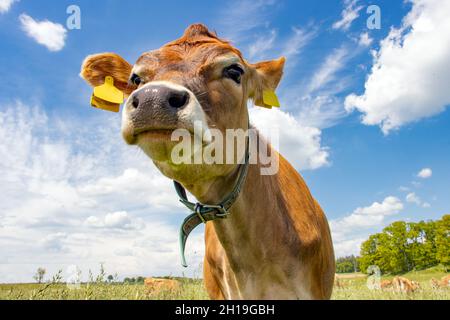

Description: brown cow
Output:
[430,278,440,289]
[430,275,450,289]
[380,279,393,289]
[80,24,335,300]
[441,275,450,287]
[144,278,180,294]
[334,275,344,289]
[392,276,420,293]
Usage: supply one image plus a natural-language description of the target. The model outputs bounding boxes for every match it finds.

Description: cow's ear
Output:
[80,53,136,96]
[247,57,285,107]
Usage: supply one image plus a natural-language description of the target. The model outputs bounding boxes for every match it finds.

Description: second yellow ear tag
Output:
[90,76,124,113]
[262,90,280,109]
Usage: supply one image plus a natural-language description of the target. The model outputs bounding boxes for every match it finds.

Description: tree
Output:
[435,214,450,267]
[336,255,360,273]
[383,221,411,273]
[33,267,46,283]
[407,221,437,270]
[107,275,114,283]
[359,215,449,274]
[124,277,135,284]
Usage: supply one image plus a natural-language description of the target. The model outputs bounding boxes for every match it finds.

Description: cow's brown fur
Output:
[380,279,393,289]
[80,24,335,300]
[144,278,180,294]
[431,275,450,289]
[392,276,420,293]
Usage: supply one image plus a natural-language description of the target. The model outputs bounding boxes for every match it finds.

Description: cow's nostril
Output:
[132,95,139,109]
[168,91,189,109]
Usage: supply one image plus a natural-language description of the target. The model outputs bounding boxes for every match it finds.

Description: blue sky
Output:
[0,0,449,282]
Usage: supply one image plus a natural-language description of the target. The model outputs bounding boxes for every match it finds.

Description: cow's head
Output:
[81,24,284,192]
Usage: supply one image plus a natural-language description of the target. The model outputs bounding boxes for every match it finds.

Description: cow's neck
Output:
[189,145,291,275]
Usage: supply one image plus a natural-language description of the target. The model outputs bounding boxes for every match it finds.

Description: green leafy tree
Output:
[407,221,437,270]
[435,214,450,267]
[359,215,448,274]
[336,255,360,273]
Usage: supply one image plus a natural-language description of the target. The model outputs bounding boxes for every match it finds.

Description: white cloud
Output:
[246,23,316,63]
[406,192,421,205]
[250,107,329,170]
[280,27,317,62]
[114,247,135,257]
[19,13,67,51]
[0,102,203,282]
[331,196,403,257]
[332,0,363,31]
[0,0,18,14]
[218,0,276,42]
[41,232,68,252]
[282,45,353,129]
[248,29,277,60]
[406,192,431,208]
[85,211,144,230]
[352,196,403,217]
[345,0,450,134]
[417,167,432,179]
[333,237,366,258]
[358,32,373,47]
[307,46,349,93]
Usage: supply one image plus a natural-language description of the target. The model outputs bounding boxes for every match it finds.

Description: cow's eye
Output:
[130,73,142,86]
[223,64,244,84]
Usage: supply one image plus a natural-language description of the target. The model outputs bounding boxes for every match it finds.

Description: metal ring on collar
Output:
[194,203,207,223]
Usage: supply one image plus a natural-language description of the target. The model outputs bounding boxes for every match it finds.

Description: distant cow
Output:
[392,276,420,293]
[334,275,344,289]
[380,280,393,289]
[144,278,180,294]
[430,275,450,289]
[441,275,450,287]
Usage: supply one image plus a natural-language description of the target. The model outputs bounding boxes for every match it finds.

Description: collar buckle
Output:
[196,203,230,219]
[211,204,230,218]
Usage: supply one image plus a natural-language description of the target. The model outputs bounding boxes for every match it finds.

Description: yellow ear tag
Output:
[90,76,124,113]
[262,90,280,109]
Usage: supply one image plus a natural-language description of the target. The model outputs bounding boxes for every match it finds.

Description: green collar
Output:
[173,135,250,267]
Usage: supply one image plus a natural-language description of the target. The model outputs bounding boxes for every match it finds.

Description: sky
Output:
[0,0,449,283]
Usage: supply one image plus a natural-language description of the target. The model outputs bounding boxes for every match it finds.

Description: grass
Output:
[0,268,448,300]
[0,278,209,300]
[332,267,449,300]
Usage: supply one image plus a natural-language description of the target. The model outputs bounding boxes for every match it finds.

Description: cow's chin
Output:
[136,131,237,188]
[152,160,237,194]
[136,131,178,162]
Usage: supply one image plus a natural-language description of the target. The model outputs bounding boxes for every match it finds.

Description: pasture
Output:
[0,268,448,300]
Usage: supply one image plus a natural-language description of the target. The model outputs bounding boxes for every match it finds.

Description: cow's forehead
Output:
[135,43,243,69]
[133,24,244,71]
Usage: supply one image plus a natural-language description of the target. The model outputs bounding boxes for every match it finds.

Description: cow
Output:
[334,275,345,289]
[392,276,420,293]
[380,279,393,289]
[144,278,180,294]
[80,24,335,300]
[430,275,450,289]
[441,274,450,287]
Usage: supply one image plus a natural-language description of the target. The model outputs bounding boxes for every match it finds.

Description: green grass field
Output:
[331,267,449,300]
[1,268,448,300]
